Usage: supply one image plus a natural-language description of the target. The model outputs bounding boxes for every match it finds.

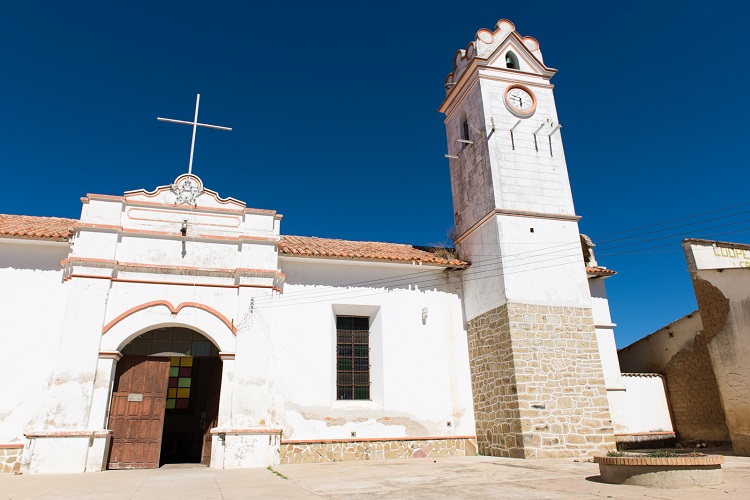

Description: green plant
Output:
[606,449,625,457]
[645,450,678,458]
[267,466,288,480]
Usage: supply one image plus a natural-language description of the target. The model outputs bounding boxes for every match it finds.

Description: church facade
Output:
[0,20,624,474]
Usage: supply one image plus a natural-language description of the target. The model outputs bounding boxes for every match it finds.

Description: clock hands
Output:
[510,91,529,109]
[507,87,534,114]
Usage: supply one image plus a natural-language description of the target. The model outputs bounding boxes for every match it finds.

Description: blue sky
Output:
[1,1,748,347]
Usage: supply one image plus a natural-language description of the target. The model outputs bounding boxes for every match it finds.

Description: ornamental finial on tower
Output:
[443,19,550,95]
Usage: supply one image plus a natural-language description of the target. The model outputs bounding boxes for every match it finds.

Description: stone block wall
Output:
[466,303,615,458]
[278,437,476,464]
[662,333,730,442]
[0,444,23,474]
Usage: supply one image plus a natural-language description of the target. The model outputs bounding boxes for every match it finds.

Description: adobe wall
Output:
[661,333,730,442]
[619,312,730,443]
[466,303,615,458]
[685,240,750,455]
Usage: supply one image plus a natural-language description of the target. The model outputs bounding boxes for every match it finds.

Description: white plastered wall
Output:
[616,375,674,435]
[271,258,475,440]
[0,239,70,443]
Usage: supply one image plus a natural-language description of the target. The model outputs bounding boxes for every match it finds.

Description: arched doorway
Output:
[107,327,222,469]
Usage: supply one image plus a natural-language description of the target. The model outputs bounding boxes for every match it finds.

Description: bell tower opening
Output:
[107,327,222,469]
[505,51,519,69]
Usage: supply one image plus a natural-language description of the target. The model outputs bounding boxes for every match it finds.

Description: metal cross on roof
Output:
[157,94,232,176]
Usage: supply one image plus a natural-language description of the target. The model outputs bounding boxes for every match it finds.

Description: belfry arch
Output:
[105,326,227,469]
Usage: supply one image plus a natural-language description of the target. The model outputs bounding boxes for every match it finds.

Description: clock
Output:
[504,84,537,118]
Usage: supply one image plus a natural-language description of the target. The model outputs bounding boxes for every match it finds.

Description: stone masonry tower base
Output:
[467,303,615,458]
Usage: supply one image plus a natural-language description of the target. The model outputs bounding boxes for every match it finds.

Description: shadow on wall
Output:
[0,242,69,272]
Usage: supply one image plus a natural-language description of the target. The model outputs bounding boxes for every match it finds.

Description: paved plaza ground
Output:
[2,454,750,499]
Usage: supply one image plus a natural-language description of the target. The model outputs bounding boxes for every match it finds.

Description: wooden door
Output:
[201,361,223,466]
[107,356,170,469]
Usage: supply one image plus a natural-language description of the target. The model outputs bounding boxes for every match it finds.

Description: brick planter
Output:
[594,454,724,488]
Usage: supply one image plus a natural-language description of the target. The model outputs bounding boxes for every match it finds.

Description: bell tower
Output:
[440,20,615,458]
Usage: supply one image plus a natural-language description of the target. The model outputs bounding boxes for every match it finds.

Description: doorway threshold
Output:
[160,463,209,469]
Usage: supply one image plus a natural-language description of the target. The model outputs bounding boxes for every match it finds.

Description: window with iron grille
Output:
[336,315,370,400]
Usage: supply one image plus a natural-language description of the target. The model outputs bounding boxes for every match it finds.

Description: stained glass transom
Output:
[166,357,193,410]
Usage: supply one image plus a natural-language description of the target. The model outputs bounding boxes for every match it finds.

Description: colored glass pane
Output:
[168,378,178,388]
[170,358,180,366]
[180,357,193,367]
[165,399,176,409]
[175,399,189,409]
[179,367,192,377]
[176,388,190,398]
[168,388,177,398]
[178,378,191,388]
[169,367,179,377]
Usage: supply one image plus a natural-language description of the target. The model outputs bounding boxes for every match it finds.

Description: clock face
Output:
[504,85,536,117]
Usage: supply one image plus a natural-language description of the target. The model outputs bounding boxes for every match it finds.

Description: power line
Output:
[253,212,750,306]
[257,223,750,309]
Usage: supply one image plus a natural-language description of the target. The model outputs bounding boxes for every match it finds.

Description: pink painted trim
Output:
[0,443,24,449]
[25,430,113,438]
[64,274,281,291]
[125,227,279,244]
[76,222,121,231]
[117,261,236,274]
[75,222,280,245]
[123,175,246,210]
[102,300,237,335]
[210,428,283,435]
[219,352,235,361]
[281,435,476,445]
[244,208,277,216]
[62,259,283,278]
[64,274,111,281]
[236,267,284,277]
[239,236,281,244]
[98,351,123,361]
[86,194,125,202]
[88,192,251,215]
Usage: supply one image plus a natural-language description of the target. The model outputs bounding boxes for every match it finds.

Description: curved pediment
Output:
[124,174,246,211]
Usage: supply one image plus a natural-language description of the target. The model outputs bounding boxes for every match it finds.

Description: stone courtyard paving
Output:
[2,455,750,499]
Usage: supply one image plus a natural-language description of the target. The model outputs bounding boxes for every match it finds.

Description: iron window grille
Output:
[336,315,370,400]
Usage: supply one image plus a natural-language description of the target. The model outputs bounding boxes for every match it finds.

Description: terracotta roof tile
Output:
[280,235,468,268]
[0,214,76,241]
[586,266,616,277]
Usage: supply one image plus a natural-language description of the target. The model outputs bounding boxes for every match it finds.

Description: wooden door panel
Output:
[107,356,170,469]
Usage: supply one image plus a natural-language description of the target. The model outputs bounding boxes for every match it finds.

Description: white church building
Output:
[0,20,661,474]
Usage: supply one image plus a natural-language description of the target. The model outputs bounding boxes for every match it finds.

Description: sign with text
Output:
[689,242,750,270]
